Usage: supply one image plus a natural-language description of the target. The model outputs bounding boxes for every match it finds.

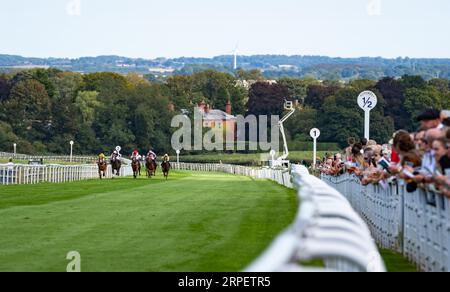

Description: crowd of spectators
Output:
[319,109,450,198]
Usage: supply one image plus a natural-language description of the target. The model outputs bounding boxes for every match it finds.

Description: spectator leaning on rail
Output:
[344,137,356,162]
[440,110,450,127]
[318,108,450,199]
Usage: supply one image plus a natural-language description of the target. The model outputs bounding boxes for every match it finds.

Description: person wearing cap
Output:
[110,150,119,162]
[417,109,443,130]
[131,150,140,160]
[98,153,106,163]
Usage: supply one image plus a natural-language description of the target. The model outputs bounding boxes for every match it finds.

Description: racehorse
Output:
[131,157,141,179]
[161,160,171,180]
[97,159,107,179]
[111,157,122,178]
[145,156,157,178]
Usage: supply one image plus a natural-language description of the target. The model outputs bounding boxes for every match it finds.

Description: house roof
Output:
[202,109,236,121]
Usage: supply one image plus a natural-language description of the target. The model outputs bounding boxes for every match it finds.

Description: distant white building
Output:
[278,65,298,70]
[148,67,175,74]
[235,79,278,90]
[116,63,136,68]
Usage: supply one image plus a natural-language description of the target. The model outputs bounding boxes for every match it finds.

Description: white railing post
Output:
[322,172,450,272]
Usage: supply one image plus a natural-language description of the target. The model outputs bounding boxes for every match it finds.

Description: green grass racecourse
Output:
[0,171,297,272]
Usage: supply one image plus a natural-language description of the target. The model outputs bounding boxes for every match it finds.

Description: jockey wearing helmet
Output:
[98,153,106,163]
[147,149,157,161]
[131,150,140,160]
[110,150,119,162]
[163,154,170,162]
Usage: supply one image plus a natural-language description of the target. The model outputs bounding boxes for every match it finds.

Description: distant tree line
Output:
[2,54,450,81]
[0,68,449,155]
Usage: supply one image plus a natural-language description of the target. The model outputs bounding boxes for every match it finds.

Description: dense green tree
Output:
[0,121,34,154]
[304,84,340,110]
[319,94,363,147]
[375,77,410,130]
[166,75,198,109]
[428,78,450,94]
[31,68,62,98]
[236,69,264,81]
[278,77,320,104]
[75,91,100,126]
[0,75,10,101]
[126,83,173,153]
[2,79,52,142]
[318,88,393,146]
[285,107,318,141]
[401,75,427,89]
[404,86,450,128]
[167,70,247,115]
[247,82,290,117]
[0,68,448,155]
[348,79,376,92]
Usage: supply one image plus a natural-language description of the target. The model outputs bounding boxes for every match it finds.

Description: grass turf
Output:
[0,171,297,272]
[379,249,418,272]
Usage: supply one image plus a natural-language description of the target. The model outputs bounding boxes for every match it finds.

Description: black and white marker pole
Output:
[357,91,378,141]
[310,128,321,169]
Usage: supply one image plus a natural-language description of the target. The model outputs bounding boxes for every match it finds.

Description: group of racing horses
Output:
[97,154,171,180]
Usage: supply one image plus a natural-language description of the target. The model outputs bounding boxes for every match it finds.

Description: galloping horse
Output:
[97,159,107,179]
[161,159,171,180]
[131,157,141,179]
[111,157,122,178]
[145,156,157,178]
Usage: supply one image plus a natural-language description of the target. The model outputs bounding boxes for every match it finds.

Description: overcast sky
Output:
[1,0,449,59]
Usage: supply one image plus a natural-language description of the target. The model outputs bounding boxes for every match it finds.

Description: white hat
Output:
[442,110,450,119]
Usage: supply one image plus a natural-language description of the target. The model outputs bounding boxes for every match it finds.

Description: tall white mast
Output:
[233,51,237,70]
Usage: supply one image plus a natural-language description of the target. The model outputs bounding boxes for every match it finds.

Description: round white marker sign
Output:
[358,91,378,111]
[310,128,321,139]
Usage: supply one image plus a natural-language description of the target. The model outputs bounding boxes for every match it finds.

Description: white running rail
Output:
[0,163,133,185]
[322,173,450,272]
[0,152,96,163]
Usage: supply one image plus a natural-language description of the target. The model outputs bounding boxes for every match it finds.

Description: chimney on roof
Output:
[198,100,206,113]
[205,104,210,114]
[226,99,232,115]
